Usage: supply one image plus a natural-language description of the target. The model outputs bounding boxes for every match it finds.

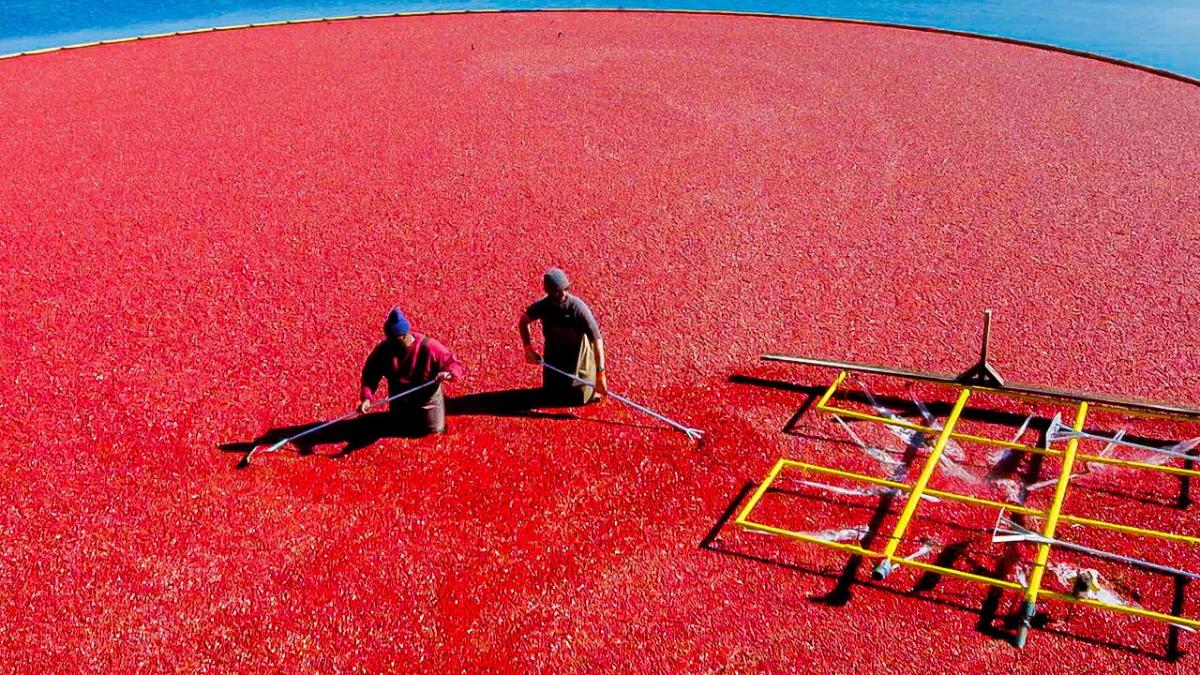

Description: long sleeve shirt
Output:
[360,332,465,401]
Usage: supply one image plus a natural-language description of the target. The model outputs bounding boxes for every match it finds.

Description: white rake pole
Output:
[1047,413,1200,462]
[991,510,1200,580]
[538,360,703,441]
[241,379,440,467]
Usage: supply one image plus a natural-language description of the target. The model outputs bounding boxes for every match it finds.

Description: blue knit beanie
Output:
[383,307,411,338]
[543,267,570,293]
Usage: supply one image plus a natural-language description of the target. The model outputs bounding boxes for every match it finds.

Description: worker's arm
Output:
[429,339,465,382]
[359,344,384,412]
[593,338,608,397]
[519,313,540,364]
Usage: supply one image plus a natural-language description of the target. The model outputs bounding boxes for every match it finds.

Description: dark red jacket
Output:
[360,332,464,400]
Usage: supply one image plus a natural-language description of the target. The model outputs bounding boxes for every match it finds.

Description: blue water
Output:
[2,1,1198,79]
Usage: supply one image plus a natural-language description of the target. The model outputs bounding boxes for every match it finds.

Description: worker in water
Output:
[519,267,607,405]
[359,307,464,435]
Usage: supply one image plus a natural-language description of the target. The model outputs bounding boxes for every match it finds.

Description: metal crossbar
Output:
[765,353,1200,420]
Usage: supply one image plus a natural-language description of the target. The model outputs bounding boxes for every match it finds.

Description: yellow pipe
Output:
[873,388,972,579]
[780,459,1040,516]
[816,379,1093,418]
[1038,589,1200,630]
[1016,401,1088,647]
[816,404,931,433]
[937,481,1200,544]
[1000,441,1200,478]
[780,459,907,488]
[780,458,1039,512]
[734,459,787,527]
[1057,514,1200,546]
[815,370,848,409]
[946,432,1034,451]
[820,403,1039,451]
[890,558,1025,591]
[737,520,878,557]
[892,556,1200,630]
[780,459,1200,544]
[735,456,877,557]
[1075,452,1200,478]
[1002,444,1200,479]
[926,488,1040,516]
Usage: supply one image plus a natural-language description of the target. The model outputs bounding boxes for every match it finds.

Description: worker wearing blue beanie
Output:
[383,307,411,338]
[359,306,464,435]
[518,268,608,404]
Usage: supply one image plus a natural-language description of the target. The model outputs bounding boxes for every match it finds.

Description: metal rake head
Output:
[235,438,289,470]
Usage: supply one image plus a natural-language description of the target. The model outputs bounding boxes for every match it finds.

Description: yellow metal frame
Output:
[738,370,1200,642]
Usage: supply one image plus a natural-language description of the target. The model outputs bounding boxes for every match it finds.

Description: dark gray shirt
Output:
[525,294,602,370]
[525,294,602,342]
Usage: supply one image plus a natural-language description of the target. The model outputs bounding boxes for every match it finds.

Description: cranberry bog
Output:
[2,10,1199,671]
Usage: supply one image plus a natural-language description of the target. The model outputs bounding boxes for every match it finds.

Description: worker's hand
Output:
[594,370,608,398]
[436,371,452,383]
[524,345,541,364]
[358,398,372,414]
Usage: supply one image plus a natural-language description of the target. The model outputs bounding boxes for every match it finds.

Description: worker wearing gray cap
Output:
[518,268,608,405]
